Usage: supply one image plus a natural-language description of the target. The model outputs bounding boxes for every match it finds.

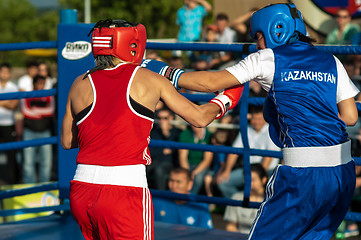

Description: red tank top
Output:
[76,63,153,166]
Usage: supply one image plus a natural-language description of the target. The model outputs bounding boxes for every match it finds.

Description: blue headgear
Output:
[250,3,307,49]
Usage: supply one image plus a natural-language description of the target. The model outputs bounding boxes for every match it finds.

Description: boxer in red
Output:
[61,19,244,240]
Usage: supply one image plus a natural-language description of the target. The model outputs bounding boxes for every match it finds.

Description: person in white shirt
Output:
[17,60,39,92]
[0,63,19,184]
[216,106,280,198]
[209,13,237,69]
[224,163,268,234]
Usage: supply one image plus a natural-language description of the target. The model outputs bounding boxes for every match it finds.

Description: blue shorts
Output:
[248,160,355,240]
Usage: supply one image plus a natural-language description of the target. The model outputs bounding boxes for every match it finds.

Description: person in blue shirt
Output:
[175,0,212,58]
[143,3,359,239]
[152,167,213,229]
[176,0,212,43]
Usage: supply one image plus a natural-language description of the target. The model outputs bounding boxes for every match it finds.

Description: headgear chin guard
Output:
[250,3,307,49]
[91,20,147,65]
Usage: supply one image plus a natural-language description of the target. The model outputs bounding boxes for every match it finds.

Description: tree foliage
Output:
[0,0,58,43]
[0,0,59,65]
[59,0,186,39]
[0,0,214,65]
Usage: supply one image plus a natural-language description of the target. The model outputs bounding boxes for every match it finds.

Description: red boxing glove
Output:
[209,85,244,119]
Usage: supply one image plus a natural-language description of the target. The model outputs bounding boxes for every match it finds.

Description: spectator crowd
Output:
[0,61,56,186]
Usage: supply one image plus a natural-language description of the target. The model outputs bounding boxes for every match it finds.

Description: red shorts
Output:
[70,180,153,240]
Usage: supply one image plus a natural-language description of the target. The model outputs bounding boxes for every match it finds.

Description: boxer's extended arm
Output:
[153,71,220,127]
[179,70,241,93]
[141,59,241,92]
[158,75,243,126]
[134,68,242,126]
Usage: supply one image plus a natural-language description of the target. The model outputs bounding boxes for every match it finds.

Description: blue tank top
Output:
[264,41,348,148]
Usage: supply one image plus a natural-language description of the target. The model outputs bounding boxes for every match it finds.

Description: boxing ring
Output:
[1,20,361,240]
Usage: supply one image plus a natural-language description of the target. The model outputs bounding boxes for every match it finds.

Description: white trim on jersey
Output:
[104,62,127,71]
[126,65,154,164]
[126,66,154,123]
[143,136,152,165]
[76,75,96,126]
[143,147,151,165]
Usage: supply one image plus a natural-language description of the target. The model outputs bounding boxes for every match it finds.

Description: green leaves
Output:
[59,0,183,38]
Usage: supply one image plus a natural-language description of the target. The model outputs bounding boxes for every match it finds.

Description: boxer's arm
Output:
[158,75,243,126]
[337,97,358,126]
[146,69,219,127]
[61,96,79,149]
[141,59,241,92]
[178,50,274,92]
[178,70,241,93]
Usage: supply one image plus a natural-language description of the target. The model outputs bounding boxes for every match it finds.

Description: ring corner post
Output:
[56,13,94,200]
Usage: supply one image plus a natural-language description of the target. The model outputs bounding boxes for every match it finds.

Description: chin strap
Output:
[287,31,301,44]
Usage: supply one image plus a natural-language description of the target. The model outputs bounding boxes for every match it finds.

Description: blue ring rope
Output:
[0,204,70,217]
[0,41,56,51]
[0,137,57,151]
[2,41,361,55]
[1,186,360,223]
[147,42,258,53]
[147,42,361,55]
[0,182,58,200]
[0,89,57,100]
[149,140,361,165]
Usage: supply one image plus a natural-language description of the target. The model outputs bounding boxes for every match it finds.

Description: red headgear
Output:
[91,23,147,65]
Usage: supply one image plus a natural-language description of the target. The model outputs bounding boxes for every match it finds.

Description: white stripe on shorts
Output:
[143,188,152,240]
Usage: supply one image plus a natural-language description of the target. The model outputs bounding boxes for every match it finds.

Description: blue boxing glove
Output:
[141,59,184,90]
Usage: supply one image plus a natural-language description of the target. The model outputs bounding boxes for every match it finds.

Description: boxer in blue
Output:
[143,3,359,239]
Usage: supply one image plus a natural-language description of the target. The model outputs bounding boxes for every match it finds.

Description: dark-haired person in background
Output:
[21,75,55,183]
[224,164,268,234]
[147,107,180,190]
[153,167,213,228]
[0,63,19,184]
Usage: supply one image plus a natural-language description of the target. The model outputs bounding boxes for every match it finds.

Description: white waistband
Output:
[282,140,352,167]
[73,164,148,188]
